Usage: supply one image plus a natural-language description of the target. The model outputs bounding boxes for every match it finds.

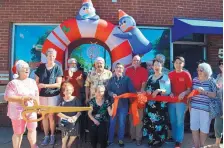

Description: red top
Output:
[125,66,148,91]
[63,70,83,98]
[168,71,192,96]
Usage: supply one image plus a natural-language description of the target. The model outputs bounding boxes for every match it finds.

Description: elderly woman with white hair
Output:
[35,48,63,146]
[4,60,39,148]
[190,62,217,148]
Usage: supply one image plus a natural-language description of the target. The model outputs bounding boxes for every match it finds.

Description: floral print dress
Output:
[142,75,168,145]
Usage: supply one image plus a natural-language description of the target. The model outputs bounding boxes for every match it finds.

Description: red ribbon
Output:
[112,90,199,126]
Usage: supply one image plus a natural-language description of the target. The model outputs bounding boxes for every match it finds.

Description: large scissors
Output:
[21,100,91,122]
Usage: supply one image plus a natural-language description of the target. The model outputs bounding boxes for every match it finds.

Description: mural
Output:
[13,25,170,72]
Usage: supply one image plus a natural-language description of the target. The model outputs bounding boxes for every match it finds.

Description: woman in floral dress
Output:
[142,59,171,147]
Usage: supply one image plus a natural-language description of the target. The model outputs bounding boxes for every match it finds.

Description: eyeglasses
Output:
[197,68,204,72]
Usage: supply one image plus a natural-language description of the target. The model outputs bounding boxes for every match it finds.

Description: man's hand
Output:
[178,92,186,100]
[76,74,83,81]
[113,94,117,98]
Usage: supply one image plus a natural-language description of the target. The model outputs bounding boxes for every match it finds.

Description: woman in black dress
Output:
[57,82,82,148]
[142,59,171,147]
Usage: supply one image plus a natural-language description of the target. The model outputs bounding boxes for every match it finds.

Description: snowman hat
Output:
[118,9,128,20]
[12,60,29,79]
[82,0,93,6]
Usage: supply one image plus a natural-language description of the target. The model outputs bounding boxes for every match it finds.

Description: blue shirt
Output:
[107,75,136,108]
[191,77,217,112]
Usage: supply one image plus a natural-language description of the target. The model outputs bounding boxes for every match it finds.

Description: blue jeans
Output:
[108,107,128,142]
[168,103,186,143]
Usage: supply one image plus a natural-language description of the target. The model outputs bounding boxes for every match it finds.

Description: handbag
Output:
[208,78,223,119]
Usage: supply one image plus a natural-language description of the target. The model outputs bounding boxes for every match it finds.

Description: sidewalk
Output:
[0,127,222,148]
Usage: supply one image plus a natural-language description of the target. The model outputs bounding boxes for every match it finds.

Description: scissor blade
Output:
[48,106,91,113]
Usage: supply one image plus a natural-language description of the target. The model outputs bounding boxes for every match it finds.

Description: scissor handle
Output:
[22,110,46,122]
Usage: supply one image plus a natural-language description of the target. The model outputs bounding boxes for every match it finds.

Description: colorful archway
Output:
[41,19,133,69]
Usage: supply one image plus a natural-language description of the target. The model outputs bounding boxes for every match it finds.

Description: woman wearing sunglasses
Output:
[190,62,217,148]
[212,60,223,148]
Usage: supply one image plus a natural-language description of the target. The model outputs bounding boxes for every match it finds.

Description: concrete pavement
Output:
[0,127,222,148]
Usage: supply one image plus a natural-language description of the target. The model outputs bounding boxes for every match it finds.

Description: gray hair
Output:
[198,62,213,78]
[46,48,57,56]
[156,54,165,64]
[95,85,106,92]
[16,60,29,73]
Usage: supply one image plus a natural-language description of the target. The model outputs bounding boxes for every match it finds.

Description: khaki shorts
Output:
[39,95,60,106]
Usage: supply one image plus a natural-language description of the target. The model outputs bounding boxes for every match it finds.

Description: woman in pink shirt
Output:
[4,60,39,148]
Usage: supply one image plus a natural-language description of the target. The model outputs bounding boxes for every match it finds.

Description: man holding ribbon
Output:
[125,55,148,146]
[107,63,136,147]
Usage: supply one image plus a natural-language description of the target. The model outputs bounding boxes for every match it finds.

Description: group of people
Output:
[4,48,223,148]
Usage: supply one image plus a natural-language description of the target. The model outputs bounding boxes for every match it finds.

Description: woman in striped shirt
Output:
[190,63,217,148]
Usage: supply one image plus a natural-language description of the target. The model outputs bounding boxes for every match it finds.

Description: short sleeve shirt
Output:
[169,71,192,96]
[191,77,217,112]
[85,69,112,98]
[4,78,39,120]
[125,66,148,91]
[35,63,63,97]
[59,97,81,117]
[89,98,111,122]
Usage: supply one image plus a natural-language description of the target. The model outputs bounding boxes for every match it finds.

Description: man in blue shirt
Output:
[107,63,136,147]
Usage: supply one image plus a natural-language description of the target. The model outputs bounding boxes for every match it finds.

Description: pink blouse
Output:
[4,78,39,120]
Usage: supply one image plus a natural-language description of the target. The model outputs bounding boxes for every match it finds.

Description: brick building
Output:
[0,0,223,126]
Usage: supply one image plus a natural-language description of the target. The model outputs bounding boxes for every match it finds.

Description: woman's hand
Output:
[68,117,75,123]
[197,87,205,94]
[170,93,174,98]
[93,119,100,126]
[38,83,46,89]
[152,89,160,98]
[146,90,152,95]
[72,116,78,122]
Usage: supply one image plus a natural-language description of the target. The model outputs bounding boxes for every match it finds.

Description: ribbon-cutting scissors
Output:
[20,99,91,122]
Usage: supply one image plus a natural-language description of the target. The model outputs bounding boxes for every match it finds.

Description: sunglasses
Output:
[219,63,223,66]
[197,68,204,72]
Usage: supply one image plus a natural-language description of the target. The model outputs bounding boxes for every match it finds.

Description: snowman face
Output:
[119,16,136,32]
[79,4,96,19]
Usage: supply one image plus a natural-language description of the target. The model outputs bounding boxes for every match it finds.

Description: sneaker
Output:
[118,140,125,147]
[107,141,113,147]
[175,142,181,148]
[136,140,142,146]
[49,135,55,145]
[41,136,49,146]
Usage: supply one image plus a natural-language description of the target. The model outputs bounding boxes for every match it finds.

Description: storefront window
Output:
[177,33,204,42]
[139,27,171,69]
